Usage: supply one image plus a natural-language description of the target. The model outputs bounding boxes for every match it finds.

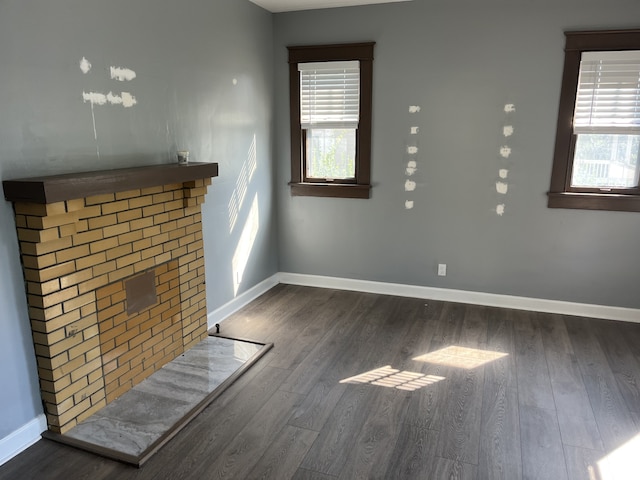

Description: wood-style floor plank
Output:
[478,381,522,480]
[1,284,639,480]
[519,405,568,480]
[545,350,603,451]
[246,425,318,480]
[514,311,555,410]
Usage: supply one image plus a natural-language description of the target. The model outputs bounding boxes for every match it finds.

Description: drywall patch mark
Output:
[407,146,418,155]
[82,91,107,106]
[496,204,505,216]
[499,169,508,179]
[405,179,417,192]
[107,92,123,105]
[110,66,136,81]
[500,146,512,158]
[121,92,137,108]
[411,126,419,135]
[504,104,516,113]
[405,200,414,210]
[406,160,417,176]
[80,57,92,74]
[409,106,421,113]
[496,182,508,194]
[503,125,514,137]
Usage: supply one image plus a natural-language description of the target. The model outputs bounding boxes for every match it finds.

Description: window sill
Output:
[289,182,371,199]
[547,191,640,212]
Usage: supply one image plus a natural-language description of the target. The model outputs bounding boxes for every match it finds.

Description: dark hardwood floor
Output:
[1,284,639,479]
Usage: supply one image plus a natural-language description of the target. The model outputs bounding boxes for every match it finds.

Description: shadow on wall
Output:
[0,201,43,433]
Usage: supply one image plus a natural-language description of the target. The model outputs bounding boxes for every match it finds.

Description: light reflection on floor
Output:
[597,433,640,480]
[340,345,508,393]
[340,365,445,392]
[413,345,508,369]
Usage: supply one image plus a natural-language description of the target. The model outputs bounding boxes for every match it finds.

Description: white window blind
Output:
[299,61,360,129]
[574,50,640,134]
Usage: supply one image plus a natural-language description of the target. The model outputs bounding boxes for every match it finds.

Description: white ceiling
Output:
[249,0,412,13]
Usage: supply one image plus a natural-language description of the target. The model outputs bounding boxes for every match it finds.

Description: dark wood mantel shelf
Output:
[3,162,219,204]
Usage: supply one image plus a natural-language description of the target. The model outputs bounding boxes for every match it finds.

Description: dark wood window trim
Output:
[288,42,375,199]
[548,29,640,212]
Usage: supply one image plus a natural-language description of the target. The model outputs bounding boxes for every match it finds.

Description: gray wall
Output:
[0,0,275,438]
[274,0,640,310]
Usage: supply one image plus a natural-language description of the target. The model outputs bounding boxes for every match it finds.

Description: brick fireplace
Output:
[3,162,218,434]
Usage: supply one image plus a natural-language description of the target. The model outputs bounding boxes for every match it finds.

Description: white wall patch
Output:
[110,66,137,82]
[121,92,137,108]
[500,146,512,158]
[406,160,417,176]
[503,125,514,137]
[496,182,508,194]
[80,57,92,74]
[496,204,505,216]
[407,146,418,155]
[410,126,419,135]
[405,179,416,192]
[405,200,414,210]
[504,104,516,113]
[499,169,508,179]
[82,91,107,106]
[409,106,421,113]
[106,92,122,105]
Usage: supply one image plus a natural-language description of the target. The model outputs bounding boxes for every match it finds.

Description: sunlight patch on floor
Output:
[598,433,640,480]
[413,345,508,369]
[340,365,445,392]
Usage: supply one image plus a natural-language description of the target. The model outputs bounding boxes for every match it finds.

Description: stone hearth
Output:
[3,162,218,434]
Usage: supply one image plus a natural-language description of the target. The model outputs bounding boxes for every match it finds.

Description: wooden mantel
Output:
[3,162,219,204]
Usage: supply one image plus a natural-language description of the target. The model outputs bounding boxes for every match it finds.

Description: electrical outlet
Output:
[437,263,447,276]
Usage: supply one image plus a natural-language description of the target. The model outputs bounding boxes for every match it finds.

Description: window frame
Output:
[288,42,375,199]
[548,29,640,212]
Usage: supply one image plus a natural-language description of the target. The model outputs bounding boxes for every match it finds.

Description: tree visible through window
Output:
[548,30,640,212]
[288,43,374,199]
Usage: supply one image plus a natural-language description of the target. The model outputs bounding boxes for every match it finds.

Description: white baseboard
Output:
[278,272,640,323]
[207,274,281,329]
[0,414,46,467]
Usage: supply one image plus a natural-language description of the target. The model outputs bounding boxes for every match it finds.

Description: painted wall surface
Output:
[274,0,640,310]
[0,0,275,438]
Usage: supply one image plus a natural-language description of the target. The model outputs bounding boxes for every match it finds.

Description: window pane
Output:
[306,128,356,179]
[571,134,640,188]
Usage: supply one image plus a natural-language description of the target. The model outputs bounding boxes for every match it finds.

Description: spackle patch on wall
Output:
[405,179,417,192]
[504,104,516,113]
[83,91,107,106]
[496,204,505,216]
[409,106,421,113]
[499,169,508,179]
[80,57,92,74]
[105,92,138,107]
[407,146,418,155]
[503,125,514,137]
[496,182,508,194]
[406,160,417,176]
[110,66,137,81]
[79,58,138,109]
[410,127,419,135]
[500,146,512,158]
[405,200,414,210]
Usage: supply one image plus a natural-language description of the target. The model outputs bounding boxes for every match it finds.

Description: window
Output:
[288,43,375,198]
[548,30,640,212]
